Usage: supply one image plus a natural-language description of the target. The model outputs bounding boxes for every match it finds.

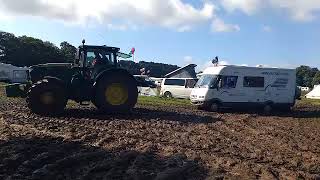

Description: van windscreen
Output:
[196,75,218,88]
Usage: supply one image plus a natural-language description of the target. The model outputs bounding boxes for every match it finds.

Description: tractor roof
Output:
[79,45,120,52]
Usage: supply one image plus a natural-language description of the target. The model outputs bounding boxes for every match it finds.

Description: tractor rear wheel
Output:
[94,73,138,113]
[26,79,67,116]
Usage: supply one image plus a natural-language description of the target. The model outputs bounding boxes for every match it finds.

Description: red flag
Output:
[131,47,135,55]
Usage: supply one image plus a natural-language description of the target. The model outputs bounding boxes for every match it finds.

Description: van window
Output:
[186,79,198,88]
[164,79,185,86]
[243,76,264,87]
[221,76,238,88]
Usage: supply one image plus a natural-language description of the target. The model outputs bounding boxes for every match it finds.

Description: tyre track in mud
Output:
[0,94,320,179]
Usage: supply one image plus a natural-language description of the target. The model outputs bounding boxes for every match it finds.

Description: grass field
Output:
[1,82,320,108]
[138,96,191,107]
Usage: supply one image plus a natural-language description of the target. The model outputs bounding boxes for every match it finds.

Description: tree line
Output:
[296,66,320,87]
[0,31,179,77]
[1,31,320,85]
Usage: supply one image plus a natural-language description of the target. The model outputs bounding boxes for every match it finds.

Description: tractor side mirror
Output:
[75,49,80,65]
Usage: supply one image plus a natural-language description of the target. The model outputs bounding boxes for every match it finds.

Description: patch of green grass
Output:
[137,96,191,107]
[298,96,320,106]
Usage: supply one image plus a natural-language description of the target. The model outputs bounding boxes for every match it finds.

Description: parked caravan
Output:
[0,63,29,83]
[160,78,198,99]
[190,65,298,112]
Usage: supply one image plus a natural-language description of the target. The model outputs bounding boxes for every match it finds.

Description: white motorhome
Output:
[0,63,30,83]
[190,65,297,112]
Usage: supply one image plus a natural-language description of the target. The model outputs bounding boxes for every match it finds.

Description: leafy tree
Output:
[312,72,320,86]
[0,31,65,66]
[60,41,77,63]
[0,31,21,65]
[0,30,179,77]
[296,65,319,87]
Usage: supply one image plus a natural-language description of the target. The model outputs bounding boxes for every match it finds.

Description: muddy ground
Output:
[0,88,320,179]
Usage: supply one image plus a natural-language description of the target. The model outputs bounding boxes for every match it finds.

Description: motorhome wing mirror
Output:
[218,80,222,89]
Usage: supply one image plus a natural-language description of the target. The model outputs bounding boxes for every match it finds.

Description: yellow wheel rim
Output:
[40,92,54,105]
[105,83,128,106]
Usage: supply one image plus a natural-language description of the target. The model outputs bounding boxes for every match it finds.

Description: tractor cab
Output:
[73,42,122,81]
[75,45,120,69]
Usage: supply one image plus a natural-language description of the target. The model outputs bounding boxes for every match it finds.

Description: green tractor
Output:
[6,40,138,115]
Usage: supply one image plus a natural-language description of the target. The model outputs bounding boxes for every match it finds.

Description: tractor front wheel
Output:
[26,79,67,116]
[94,73,138,113]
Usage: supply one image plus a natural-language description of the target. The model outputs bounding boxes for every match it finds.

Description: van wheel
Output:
[163,91,172,98]
[263,104,273,114]
[209,102,220,112]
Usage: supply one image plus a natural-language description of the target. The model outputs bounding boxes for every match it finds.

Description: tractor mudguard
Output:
[43,76,66,87]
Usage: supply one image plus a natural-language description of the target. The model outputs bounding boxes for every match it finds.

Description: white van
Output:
[160,78,198,99]
[190,65,298,112]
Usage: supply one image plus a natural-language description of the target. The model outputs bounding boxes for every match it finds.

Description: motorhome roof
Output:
[219,65,294,70]
[202,65,295,75]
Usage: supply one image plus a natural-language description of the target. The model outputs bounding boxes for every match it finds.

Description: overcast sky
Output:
[0,0,319,70]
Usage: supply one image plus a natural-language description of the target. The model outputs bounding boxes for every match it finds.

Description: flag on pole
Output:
[130,47,135,55]
[130,47,136,62]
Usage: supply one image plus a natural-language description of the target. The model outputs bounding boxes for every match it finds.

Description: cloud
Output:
[106,23,139,31]
[220,0,320,22]
[0,0,216,31]
[268,0,320,22]
[262,25,272,32]
[211,18,240,32]
[219,60,230,65]
[221,0,262,15]
[183,56,193,65]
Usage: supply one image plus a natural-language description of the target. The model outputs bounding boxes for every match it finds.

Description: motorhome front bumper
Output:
[190,94,206,106]
[191,100,205,106]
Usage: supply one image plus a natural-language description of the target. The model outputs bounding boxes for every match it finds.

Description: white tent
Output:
[306,85,320,99]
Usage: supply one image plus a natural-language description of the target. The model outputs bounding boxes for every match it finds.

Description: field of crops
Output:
[0,84,320,179]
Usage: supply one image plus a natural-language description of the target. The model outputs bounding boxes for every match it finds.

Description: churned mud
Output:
[0,88,320,179]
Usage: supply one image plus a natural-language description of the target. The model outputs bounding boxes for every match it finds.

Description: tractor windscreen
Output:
[86,51,115,67]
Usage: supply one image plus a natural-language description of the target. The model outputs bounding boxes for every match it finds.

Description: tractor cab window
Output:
[86,52,96,68]
[86,51,113,68]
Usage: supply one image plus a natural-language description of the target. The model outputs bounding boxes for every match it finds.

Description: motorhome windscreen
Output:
[196,74,218,88]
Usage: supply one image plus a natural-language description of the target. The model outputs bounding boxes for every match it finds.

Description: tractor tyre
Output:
[26,79,67,116]
[94,73,138,113]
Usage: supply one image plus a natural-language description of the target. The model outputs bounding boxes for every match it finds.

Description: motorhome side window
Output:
[164,79,185,86]
[221,76,238,88]
[243,76,264,87]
